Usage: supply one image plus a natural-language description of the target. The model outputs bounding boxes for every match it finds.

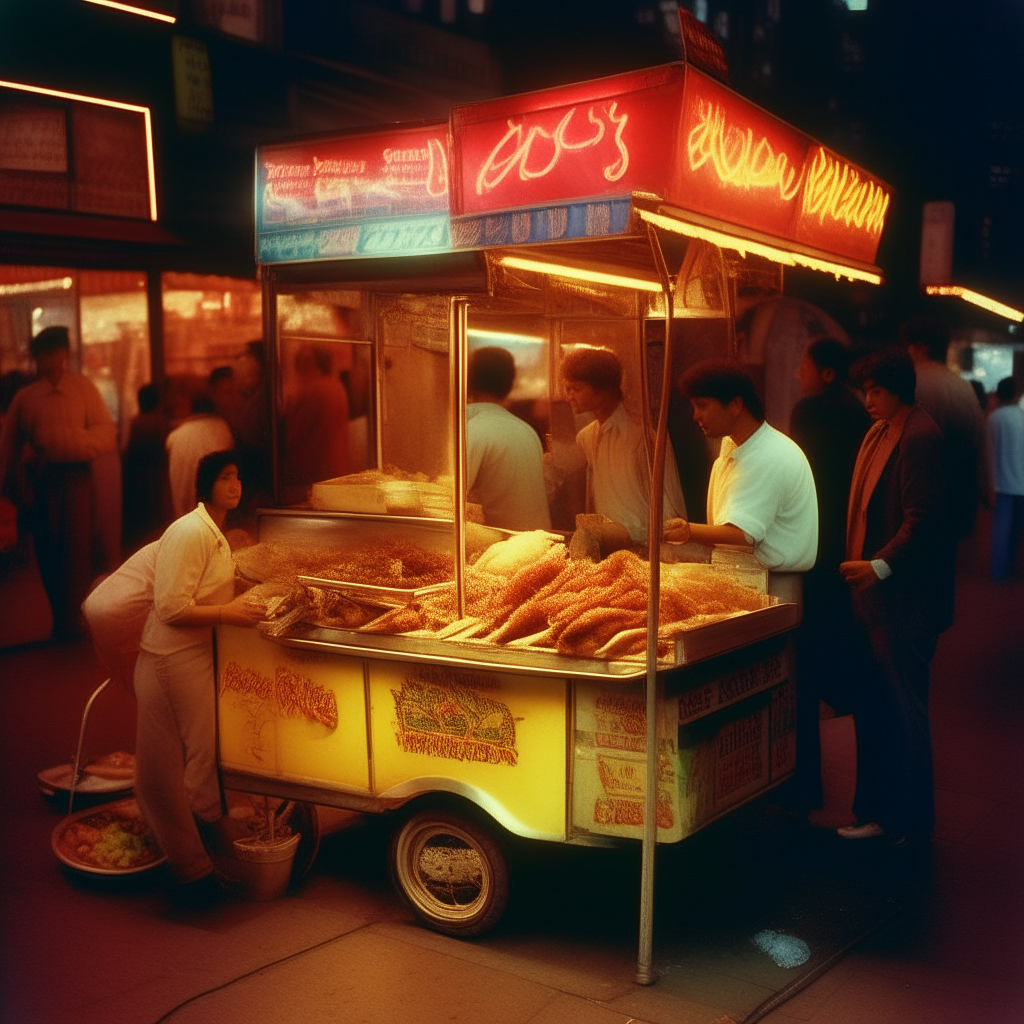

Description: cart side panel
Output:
[369,660,567,842]
[216,626,370,792]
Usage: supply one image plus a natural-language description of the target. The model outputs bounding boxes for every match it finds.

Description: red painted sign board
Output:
[450,65,686,218]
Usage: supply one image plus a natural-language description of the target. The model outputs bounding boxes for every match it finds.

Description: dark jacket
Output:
[859,405,954,634]
[791,384,871,573]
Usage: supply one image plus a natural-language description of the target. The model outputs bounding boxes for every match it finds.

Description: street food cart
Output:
[218,40,891,979]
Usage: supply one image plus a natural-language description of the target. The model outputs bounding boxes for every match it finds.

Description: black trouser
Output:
[31,462,93,638]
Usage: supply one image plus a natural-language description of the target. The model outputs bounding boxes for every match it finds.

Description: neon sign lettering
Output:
[475,102,629,195]
[801,147,889,237]
[687,100,803,202]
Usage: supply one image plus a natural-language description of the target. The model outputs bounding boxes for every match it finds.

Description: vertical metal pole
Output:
[637,224,675,986]
[262,268,280,506]
[450,296,469,619]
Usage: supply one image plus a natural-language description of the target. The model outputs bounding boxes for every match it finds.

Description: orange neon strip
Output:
[81,0,176,23]
[0,79,158,222]
[498,255,663,292]
[925,285,1023,323]
[638,209,883,285]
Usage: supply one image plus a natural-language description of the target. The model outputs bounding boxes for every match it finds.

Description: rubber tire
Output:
[388,807,509,938]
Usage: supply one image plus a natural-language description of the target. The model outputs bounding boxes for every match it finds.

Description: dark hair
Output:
[900,315,949,364]
[137,382,160,413]
[30,325,70,358]
[806,338,851,381]
[195,450,240,504]
[244,339,265,366]
[853,347,917,405]
[996,376,1018,404]
[209,365,233,387]
[469,346,516,399]
[678,359,765,421]
[560,346,622,396]
[969,379,987,411]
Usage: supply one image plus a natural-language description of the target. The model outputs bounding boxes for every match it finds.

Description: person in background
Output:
[559,345,686,545]
[902,316,987,540]
[122,383,171,551]
[283,344,349,501]
[134,450,262,897]
[838,348,953,845]
[165,380,234,518]
[988,376,1024,582]
[969,379,988,414]
[209,365,241,427]
[0,326,118,638]
[667,360,817,601]
[232,341,271,509]
[466,347,550,531]
[788,339,872,811]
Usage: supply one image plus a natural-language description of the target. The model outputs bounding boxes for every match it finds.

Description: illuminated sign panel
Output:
[256,123,451,262]
[450,65,685,217]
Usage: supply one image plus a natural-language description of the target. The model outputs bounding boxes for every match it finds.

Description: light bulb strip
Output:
[637,209,883,285]
[924,285,1023,323]
[81,0,176,23]
[0,79,158,221]
[497,255,663,293]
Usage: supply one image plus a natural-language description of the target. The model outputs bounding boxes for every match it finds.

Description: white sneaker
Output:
[836,821,886,839]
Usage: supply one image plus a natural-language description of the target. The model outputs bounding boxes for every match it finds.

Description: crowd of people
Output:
[2,309,1023,893]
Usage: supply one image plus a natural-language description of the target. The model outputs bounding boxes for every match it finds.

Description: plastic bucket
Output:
[223,832,301,901]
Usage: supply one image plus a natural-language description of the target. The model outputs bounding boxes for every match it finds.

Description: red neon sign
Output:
[451,65,685,217]
[258,124,450,231]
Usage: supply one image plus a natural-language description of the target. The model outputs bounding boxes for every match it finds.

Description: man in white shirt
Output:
[0,326,118,637]
[560,345,686,545]
[166,388,234,518]
[989,376,1024,581]
[466,347,550,531]
[665,359,818,587]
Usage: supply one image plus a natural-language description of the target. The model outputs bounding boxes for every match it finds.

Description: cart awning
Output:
[256,63,892,283]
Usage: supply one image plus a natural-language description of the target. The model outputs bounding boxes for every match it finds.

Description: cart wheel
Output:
[388,808,509,937]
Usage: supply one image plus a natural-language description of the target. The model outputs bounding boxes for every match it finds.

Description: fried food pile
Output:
[242,531,768,662]
[234,538,453,589]
[360,545,767,660]
[58,805,161,871]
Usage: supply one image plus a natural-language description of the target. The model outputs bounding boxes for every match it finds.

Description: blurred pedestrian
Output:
[788,338,871,809]
[988,377,1024,582]
[969,379,988,414]
[0,326,118,638]
[838,348,953,844]
[902,316,987,539]
[122,383,172,550]
[282,345,349,501]
[166,379,234,518]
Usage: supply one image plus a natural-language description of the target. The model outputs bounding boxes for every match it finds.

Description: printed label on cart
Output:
[770,681,797,779]
[391,665,518,766]
[593,753,675,829]
[715,707,769,806]
[594,691,647,753]
[679,651,789,725]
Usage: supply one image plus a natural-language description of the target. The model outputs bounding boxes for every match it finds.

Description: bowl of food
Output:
[52,797,165,875]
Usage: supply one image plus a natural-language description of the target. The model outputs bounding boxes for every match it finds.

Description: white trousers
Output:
[134,646,221,883]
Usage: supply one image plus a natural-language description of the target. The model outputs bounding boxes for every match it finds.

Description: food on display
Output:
[56,802,162,872]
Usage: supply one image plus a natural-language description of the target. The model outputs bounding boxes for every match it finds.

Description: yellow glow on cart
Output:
[925,285,1023,323]
[497,255,663,292]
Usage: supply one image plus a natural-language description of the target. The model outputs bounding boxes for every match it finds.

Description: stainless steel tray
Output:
[296,575,454,607]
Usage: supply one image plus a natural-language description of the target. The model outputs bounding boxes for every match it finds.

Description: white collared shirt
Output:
[140,504,235,655]
[708,422,818,572]
[576,402,687,542]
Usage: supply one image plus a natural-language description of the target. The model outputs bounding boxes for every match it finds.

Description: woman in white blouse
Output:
[134,449,262,890]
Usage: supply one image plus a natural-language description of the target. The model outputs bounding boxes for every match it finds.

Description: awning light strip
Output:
[0,80,158,222]
[497,255,663,293]
[81,0,176,23]
[924,285,1023,323]
[638,209,883,285]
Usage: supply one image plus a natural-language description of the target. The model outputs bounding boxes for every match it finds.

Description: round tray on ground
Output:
[52,797,166,876]
[37,764,134,799]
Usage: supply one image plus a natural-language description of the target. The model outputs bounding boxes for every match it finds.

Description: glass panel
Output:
[78,271,150,447]
[0,267,78,381]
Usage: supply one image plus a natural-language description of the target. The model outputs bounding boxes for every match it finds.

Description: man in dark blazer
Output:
[838,348,954,844]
